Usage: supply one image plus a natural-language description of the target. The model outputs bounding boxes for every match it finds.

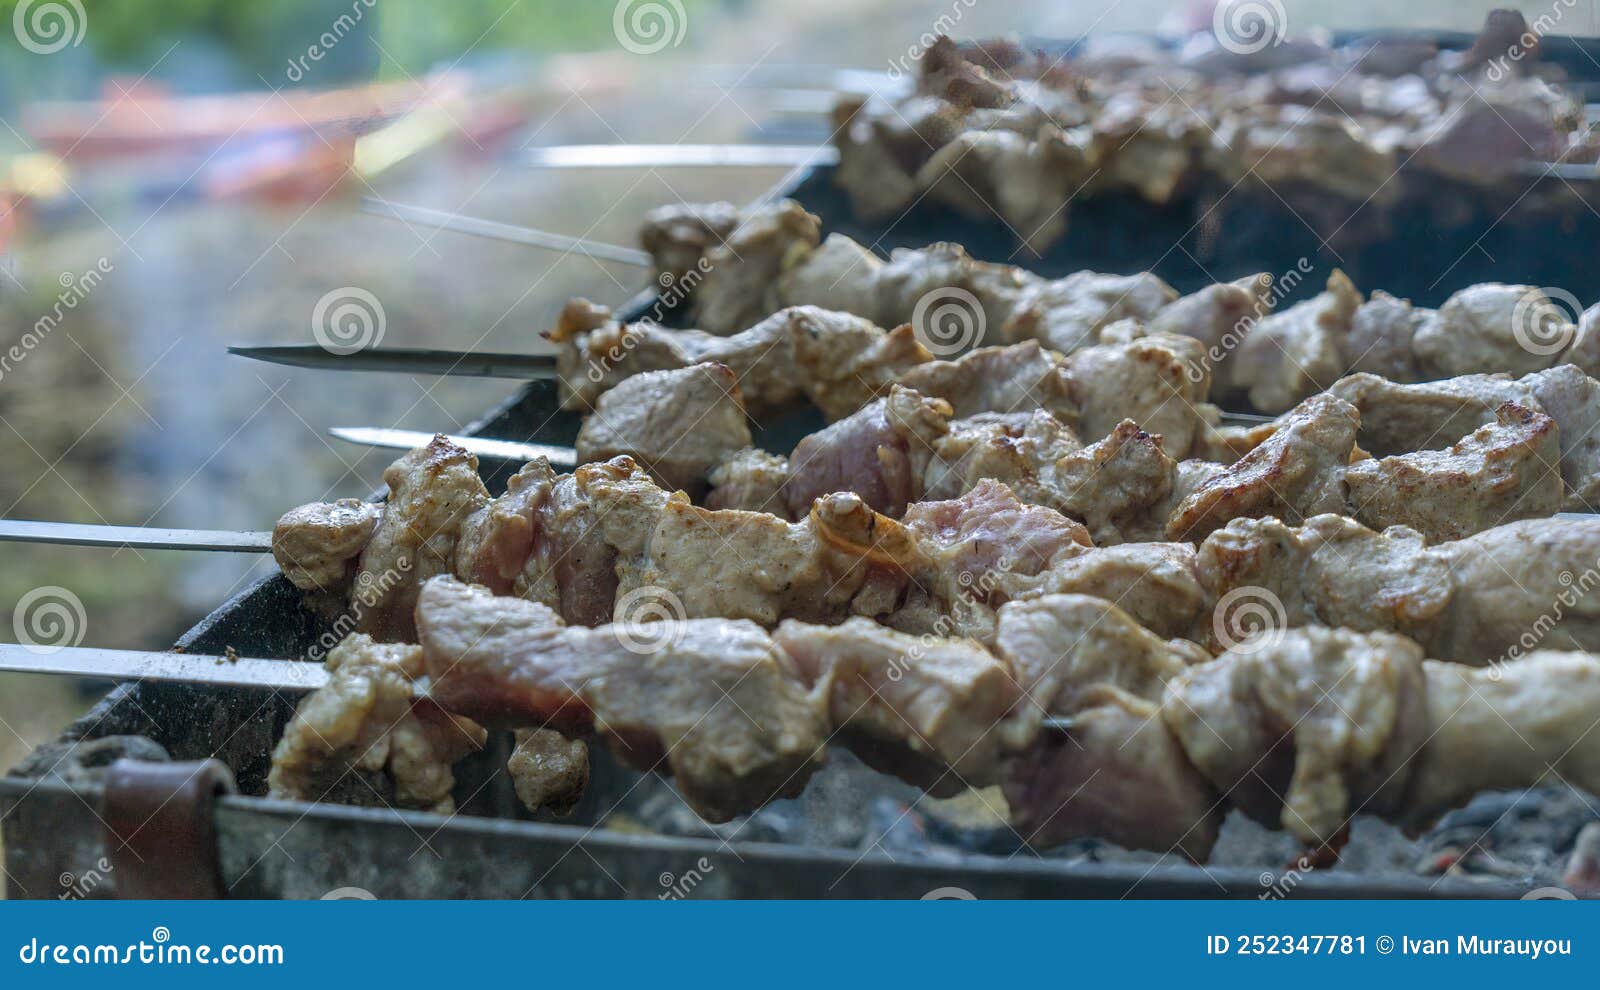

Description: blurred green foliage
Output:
[0,0,716,85]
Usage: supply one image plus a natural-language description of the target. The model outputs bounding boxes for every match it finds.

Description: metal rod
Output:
[0,642,327,692]
[329,426,578,467]
[0,518,272,552]
[359,198,653,267]
[522,144,839,169]
[230,344,558,380]
[0,643,1081,733]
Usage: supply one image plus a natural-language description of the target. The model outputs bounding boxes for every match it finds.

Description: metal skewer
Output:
[0,518,272,552]
[0,642,326,692]
[0,643,1080,733]
[359,198,653,267]
[522,144,838,169]
[329,427,577,466]
[229,344,558,380]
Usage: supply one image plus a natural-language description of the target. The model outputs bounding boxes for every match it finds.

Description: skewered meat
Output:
[618,194,1600,419]
[640,201,740,285]
[691,199,821,334]
[353,438,490,640]
[1167,393,1357,541]
[996,594,1219,860]
[1342,402,1562,542]
[920,410,1083,507]
[1194,512,1600,664]
[273,570,1600,863]
[773,617,1019,795]
[828,17,1593,252]
[414,576,829,823]
[1333,364,1600,507]
[897,340,1077,427]
[268,633,487,812]
[1195,514,1453,651]
[1345,290,1430,383]
[1413,283,1574,379]
[778,385,951,519]
[1164,626,1427,848]
[547,301,929,418]
[1001,271,1178,355]
[271,499,381,594]
[1064,332,1212,458]
[574,362,751,495]
[1220,270,1359,413]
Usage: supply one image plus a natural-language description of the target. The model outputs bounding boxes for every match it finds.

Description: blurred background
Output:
[0,0,1589,780]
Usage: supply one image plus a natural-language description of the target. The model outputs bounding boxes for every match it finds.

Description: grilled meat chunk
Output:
[268,634,488,813]
[1163,626,1427,848]
[774,617,1020,795]
[692,200,821,334]
[779,385,951,519]
[996,594,1219,861]
[1221,270,1360,413]
[1342,402,1562,542]
[508,729,590,816]
[352,437,489,640]
[273,499,382,593]
[1167,392,1358,540]
[1414,283,1571,379]
[548,302,928,418]
[575,362,751,495]
[415,576,829,823]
